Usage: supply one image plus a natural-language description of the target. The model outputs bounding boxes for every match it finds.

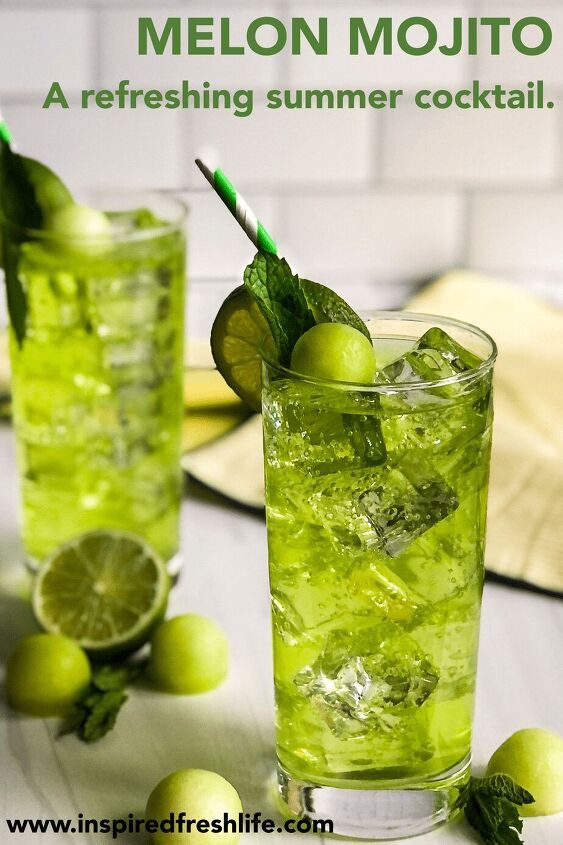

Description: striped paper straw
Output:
[0,108,14,146]
[195,158,277,255]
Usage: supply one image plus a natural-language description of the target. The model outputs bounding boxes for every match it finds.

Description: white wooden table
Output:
[0,425,562,845]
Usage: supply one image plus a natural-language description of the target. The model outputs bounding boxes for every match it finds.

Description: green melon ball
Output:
[486,728,563,816]
[48,203,112,254]
[6,633,91,717]
[290,323,376,384]
[146,768,243,845]
[148,614,228,695]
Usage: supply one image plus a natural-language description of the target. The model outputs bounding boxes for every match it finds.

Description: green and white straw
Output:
[0,108,14,146]
[195,158,277,255]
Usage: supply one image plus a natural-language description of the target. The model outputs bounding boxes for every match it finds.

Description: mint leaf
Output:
[301,278,371,341]
[0,141,73,234]
[0,143,42,232]
[465,775,534,845]
[90,662,145,691]
[243,252,315,365]
[63,687,128,744]
[474,774,535,807]
[242,252,371,365]
[60,661,145,743]
[0,138,73,345]
[2,240,27,347]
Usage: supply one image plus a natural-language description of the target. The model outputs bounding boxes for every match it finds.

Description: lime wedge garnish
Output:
[210,285,273,412]
[33,531,169,658]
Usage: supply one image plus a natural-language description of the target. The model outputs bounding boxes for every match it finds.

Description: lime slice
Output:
[33,531,170,658]
[210,285,273,412]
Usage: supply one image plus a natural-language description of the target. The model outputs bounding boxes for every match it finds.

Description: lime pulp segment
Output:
[33,530,169,657]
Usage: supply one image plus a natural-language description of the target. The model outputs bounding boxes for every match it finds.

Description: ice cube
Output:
[271,590,307,646]
[406,580,482,717]
[89,270,170,339]
[103,337,155,370]
[294,622,438,738]
[359,455,458,558]
[294,458,457,558]
[263,381,385,476]
[381,394,491,459]
[292,467,386,549]
[23,271,72,331]
[15,377,89,440]
[106,207,163,236]
[381,327,482,384]
[379,327,484,407]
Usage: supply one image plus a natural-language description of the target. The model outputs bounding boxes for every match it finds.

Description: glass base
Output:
[277,755,471,840]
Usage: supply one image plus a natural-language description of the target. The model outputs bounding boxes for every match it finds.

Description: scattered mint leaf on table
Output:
[66,688,128,744]
[60,662,145,744]
[465,774,534,845]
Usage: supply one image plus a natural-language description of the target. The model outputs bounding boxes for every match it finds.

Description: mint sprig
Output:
[60,662,145,744]
[465,774,535,845]
[243,252,315,365]
[243,251,370,365]
[0,138,73,345]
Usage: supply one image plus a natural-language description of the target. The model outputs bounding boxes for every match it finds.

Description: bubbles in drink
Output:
[264,326,493,783]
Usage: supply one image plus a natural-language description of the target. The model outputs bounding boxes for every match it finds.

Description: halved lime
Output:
[33,531,170,659]
[210,285,273,412]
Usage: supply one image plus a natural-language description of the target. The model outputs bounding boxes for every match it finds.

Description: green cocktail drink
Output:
[4,193,186,570]
[263,313,496,838]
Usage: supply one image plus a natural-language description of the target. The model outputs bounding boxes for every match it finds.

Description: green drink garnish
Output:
[211,251,372,409]
[291,322,376,383]
[6,633,91,717]
[487,729,563,817]
[148,613,229,694]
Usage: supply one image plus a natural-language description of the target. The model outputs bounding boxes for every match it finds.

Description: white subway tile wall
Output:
[1,0,562,336]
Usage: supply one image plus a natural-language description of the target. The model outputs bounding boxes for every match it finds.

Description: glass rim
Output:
[262,310,498,394]
[0,189,188,244]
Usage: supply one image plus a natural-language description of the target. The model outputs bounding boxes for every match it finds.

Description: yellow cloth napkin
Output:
[185,270,563,594]
[407,270,563,595]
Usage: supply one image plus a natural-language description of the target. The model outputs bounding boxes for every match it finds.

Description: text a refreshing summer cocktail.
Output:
[7,200,186,568]
[263,317,494,817]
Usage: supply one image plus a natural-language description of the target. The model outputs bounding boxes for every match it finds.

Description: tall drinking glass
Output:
[3,192,187,573]
[262,312,496,839]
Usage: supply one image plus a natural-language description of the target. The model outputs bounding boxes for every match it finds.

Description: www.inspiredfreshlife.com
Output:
[5,811,334,839]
